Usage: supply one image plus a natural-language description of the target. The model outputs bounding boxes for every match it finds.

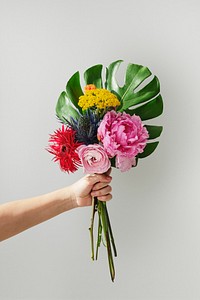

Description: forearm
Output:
[0,173,112,242]
[0,187,77,242]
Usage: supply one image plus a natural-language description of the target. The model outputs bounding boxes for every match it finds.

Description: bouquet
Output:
[47,60,163,281]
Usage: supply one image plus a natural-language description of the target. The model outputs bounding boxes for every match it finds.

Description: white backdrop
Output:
[0,0,200,299]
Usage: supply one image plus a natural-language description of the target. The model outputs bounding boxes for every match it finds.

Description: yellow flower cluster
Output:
[78,88,120,111]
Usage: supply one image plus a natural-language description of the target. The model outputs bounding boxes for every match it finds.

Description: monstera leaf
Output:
[65,72,83,113]
[56,71,84,122]
[106,60,163,159]
[84,64,103,88]
[56,65,103,121]
[106,60,163,117]
[56,91,80,123]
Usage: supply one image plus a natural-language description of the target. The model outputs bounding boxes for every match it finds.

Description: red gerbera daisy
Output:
[47,125,82,173]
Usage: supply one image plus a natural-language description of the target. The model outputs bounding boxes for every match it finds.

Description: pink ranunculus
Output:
[97,110,149,172]
[77,144,111,174]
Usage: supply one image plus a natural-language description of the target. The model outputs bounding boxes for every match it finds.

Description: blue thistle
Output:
[65,110,100,145]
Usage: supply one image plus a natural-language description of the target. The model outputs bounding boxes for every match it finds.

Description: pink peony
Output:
[116,155,137,172]
[77,144,111,174]
[98,110,149,172]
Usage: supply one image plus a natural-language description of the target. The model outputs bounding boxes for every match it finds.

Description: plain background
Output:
[0,0,200,299]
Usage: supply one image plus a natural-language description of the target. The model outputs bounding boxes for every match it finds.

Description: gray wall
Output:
[0,0,200,299]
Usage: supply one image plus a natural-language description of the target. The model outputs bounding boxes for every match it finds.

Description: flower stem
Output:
[104,203,117,257]
[89,197,117,281]
[99,201,115,282]
[89,196,97,260]
[95,208,102,260]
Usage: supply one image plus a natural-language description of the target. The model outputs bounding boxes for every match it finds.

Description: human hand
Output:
[70,169,112,207]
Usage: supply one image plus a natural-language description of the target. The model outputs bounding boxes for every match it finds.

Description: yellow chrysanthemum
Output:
[78,88,120,111]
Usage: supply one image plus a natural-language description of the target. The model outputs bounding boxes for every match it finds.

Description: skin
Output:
[0,170,112,242]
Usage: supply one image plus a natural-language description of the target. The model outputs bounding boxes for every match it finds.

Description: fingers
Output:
[92,181,110,191]
[86,172,112,186]
[91,185,112,202]
[97,193,112,202]
[85,169,113,202]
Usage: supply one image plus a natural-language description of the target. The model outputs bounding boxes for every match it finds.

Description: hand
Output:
[71,169,112,207]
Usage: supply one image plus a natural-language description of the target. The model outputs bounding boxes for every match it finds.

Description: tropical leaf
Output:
[105,60,123,94]
[145,125,163,140]
[120,75,160,110]
[66,71,83,113]
[138,141,159,158]
[84,64,103,88]
[126,95,163,120]
[106,60,152,103]
[106,60,163,120]
[56,91,80,123]
[120,63,152,102]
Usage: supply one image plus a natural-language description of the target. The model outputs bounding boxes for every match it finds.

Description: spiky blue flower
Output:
[65,110,100,145]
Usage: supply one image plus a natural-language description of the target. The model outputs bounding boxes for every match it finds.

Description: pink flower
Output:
[116,156,137,172]
[77,144,111,174]
[98,110,149,172]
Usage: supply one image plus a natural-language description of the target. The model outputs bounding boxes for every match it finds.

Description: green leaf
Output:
[138,141,159,158]
[66,71,83,113]
[121,63,152,102]
[56,91,80,122]
[105,60,123,94]
[84,64,103,88]
[145,125,163,140]
[120,75,160,110]
[106,60,162,121]
[106,60,158,107]
[125,95,163,120]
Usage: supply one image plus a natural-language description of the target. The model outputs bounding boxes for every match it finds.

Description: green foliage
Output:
[56,91,80,123]
[145,125,163,140]
[84,64,103,88]
[127,95,163,120]
[138,142,159,158]
[66,72,83,113]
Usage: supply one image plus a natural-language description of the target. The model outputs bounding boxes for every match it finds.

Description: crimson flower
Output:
[47,125,82,173]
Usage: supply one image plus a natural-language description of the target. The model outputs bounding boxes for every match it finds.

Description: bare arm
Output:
[0,172,112,242]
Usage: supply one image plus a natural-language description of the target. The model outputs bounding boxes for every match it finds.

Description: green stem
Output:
[104,203,117,257]
[89,197,97,260]
[95,206,102,260]
[99,201,115,282]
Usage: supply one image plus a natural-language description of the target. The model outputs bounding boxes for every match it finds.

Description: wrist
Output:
[52,186,78,212]
[63,185,79,210]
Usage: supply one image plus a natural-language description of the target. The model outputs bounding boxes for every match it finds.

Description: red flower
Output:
[47,125,82,173]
